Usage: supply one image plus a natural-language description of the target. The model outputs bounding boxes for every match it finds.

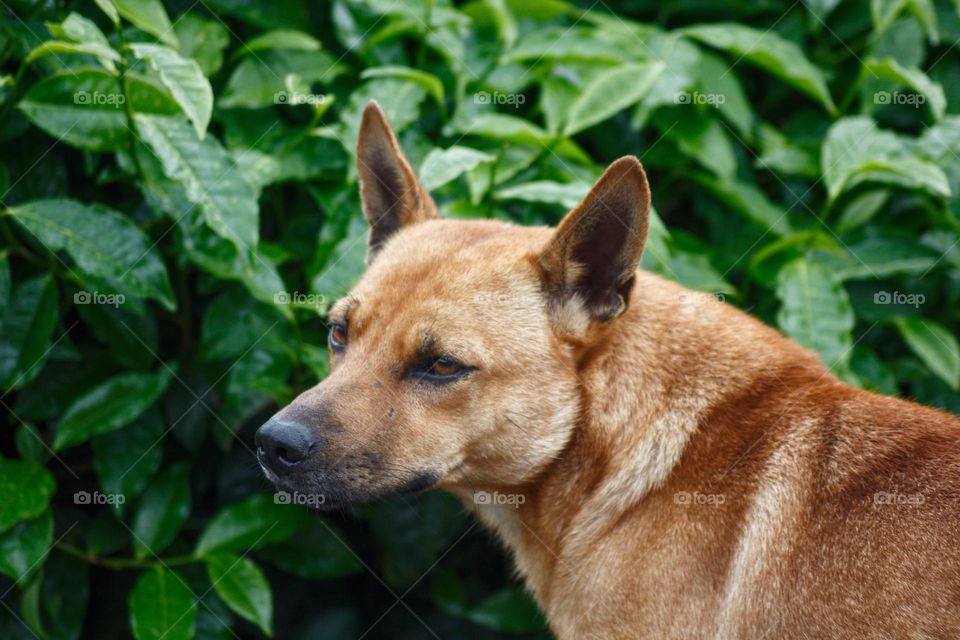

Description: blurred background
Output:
[0,0,958,638]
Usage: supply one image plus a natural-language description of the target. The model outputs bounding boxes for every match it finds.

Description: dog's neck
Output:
[457,271,826,609]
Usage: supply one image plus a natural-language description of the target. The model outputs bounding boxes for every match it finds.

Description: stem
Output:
[57,543,198,570]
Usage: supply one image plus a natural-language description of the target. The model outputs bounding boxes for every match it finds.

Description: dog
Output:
[256,101,960,639]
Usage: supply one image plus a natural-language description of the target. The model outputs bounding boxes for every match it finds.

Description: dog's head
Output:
[256,101,650,508]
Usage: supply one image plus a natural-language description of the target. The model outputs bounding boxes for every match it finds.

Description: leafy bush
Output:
[1,0,959,638]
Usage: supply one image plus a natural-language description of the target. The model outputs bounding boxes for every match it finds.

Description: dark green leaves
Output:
[822,117,950,202]
[194,493,312,557]
[562,62,664,135]
[0,510,53,584]
[0,461,56,534]
[129,567,197,640]
[0,275,58,391]
[130,463,191,559]
[92,411,166,515]
[135,114,259,256]
[206,554,273,636]
[54,367,173,450]
[894,317,960,390]
[110,0,177,46]
[683,22,836,113]
[19,69,180,152]
[8,198,175,309]
[776,259,855,374]
[129,43,214,139]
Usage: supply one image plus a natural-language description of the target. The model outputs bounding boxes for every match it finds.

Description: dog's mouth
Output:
[258,460,440,510]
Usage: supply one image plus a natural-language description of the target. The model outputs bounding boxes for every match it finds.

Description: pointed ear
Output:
[356,100,438,264]
[538,156,650,325]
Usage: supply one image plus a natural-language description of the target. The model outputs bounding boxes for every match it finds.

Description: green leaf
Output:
[19,69,180,152]
[0,275,58,391]
[135,114,259,255]
[94,0,120,25]
[0,510,53,584]
[864,57,946,120]
[129,567,197,640]
[54,367,173,450]
[174,13,230,77]
[467,588,545,633]
[195,493,312,557]
[563,62,664,135]
[360,66,445,112]
[92,411,165,516]
[776,258,855,372]
[871,0,938,43]
[502,25,626,64]
[24,40,118,68]
[0,253,9,316]
[43,12,120,72]
[419,146,493,191]
[219,49,346,109]
[110,0,178,47]
[131,464,191,559]
[0,460,55,534]
[822,116,950,202]
[129,43,214,139]
[256,519,362,579]
[836,189,890,233]
[683,22,836,113]
[663,110,737,180]
[699,178,794,237]
[7,198,176,309]
[243,29,321,54]
[894,317,960,389]
[456,113,588,161]
[310,224,367,300]
[495,180,587,208]
[698,51,755,140]
[822,237,941,280]
[206,554,273,636]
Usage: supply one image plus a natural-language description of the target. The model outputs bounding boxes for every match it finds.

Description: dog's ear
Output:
[538,156,650,324]
[356,100,438,264]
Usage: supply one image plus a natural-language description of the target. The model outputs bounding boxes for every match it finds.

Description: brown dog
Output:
[256,101,960,639]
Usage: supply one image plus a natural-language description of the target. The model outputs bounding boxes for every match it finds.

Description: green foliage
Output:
[0,0,958,638]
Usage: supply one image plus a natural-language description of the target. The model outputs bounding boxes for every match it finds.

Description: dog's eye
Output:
[417,356,471,382]
[430,357,462,377]
[328,323,347,350]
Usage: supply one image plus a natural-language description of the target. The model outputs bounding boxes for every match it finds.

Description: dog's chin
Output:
[260,464,440,511]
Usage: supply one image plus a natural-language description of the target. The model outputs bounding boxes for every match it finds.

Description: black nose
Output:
[255,418,316,476]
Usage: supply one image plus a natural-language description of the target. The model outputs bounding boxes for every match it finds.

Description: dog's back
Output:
[511,270,960,639]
